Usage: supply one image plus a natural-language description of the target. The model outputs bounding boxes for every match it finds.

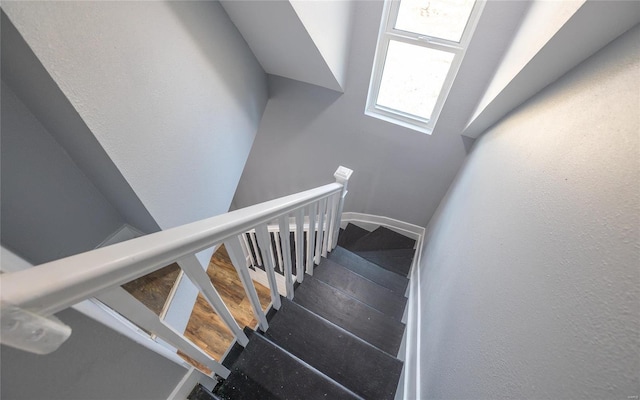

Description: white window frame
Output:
[365,0,485,134]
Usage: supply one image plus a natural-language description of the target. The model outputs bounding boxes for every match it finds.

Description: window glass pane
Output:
[395,0,475,42]
[377,40,454,120]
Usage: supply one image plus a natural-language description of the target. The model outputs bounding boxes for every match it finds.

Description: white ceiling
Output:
[221,0,353,93]
[464,0,640,138]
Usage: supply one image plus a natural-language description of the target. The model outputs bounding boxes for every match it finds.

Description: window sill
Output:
[364,108,433,135]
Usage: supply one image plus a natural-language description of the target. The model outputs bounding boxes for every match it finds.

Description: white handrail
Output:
[1,166,352,377]
[0,182,342,316]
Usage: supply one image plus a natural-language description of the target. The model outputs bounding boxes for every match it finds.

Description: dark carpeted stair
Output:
[328,246,409,296]
[313,258,407,320]
[347,226,415,252]
[337,223,369,248]
[293,276,405,356]
[209,222,416,400]
[262,298,403,400]
[352,248,415,277]
[216,330,361,400]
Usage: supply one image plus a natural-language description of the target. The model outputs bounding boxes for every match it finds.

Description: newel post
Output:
[332,166,353,249]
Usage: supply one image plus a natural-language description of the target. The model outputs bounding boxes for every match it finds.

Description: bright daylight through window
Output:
[366,0,483,134]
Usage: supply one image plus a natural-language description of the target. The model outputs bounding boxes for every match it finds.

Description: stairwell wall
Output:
[1,308,186,400]
[416,24,639,398]
[231,0,529,227]
[2,0,268,241]
[1,80,126,264]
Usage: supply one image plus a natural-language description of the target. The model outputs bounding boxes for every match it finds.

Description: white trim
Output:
[0,246,189,368]
[365,0,486,134]
[401,232,424,400]
[166,367,217,400]
[95,224,144,249]
[336,214,425,400]
[341,212,425,241]
[159,270,185,322]
[248,265,289,298]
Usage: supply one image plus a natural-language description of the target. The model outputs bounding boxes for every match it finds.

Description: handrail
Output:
[0,182,342,317]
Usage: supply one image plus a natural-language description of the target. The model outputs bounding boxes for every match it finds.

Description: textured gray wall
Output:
[1,81,125,264]
[231,0,529,226]
[2,1,268,232]
[1,308,186,400]
[1,11,160,235]
[417,25,639,398]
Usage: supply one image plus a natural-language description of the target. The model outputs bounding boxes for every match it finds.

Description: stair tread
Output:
[217,331,360,400]
[328,246,408,295]
[353,248,415,277]
[293,276,405,356]
[314,258,407,320]
[337,223,370,248]
[348,227,416,252]
[264,298,403,400]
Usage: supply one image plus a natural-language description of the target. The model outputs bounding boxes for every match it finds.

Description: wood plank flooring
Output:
[121,263,181,315]
[179,245,272,372]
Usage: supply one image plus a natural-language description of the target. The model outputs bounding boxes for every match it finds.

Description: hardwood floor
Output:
[179,245,271,372]
[121,263,181,315]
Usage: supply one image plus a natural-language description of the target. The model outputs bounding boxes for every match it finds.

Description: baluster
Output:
[325,193,339,254]
[278,215,295,299]
[239,234,254,268]
[254,224,281,310]
[306,202,317,274]
[96,287,230,378]
[294,207,305,283]
[273,230,284,273]
[315,197,327,264]
[249,231,262,267]
[333,166,353,249]
[176,255,249,346]
[224,237,269,332]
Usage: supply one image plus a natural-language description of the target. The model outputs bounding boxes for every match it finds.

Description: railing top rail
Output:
[0,182,343,316]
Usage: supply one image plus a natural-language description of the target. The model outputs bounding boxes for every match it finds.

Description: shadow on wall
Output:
[165,1,268,126]
[0,10,159,236]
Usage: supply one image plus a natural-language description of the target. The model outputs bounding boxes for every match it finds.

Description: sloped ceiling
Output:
[221,0,352,93]
[464,0,640,138]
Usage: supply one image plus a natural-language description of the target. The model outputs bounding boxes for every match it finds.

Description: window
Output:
[366,0,484,134]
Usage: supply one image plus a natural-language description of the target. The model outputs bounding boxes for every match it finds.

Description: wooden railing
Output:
[0,166,353,378]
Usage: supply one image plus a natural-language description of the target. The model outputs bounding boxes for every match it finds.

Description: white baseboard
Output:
[167,367,217,400]
[341,212,425,242]
[339,213,425,400]
[400,233,424,400]
[95,224,144,249]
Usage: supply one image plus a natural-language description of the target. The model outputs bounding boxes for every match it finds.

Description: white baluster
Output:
[176,255,249,346]
[254,224,281,310]
[239,234,254,268]
[273,230,284,273]
[315,197,327,264]
[306,202,317,274]
[326,193,339,254]
[322,198,330,258]
[294,207,305,283]
[333,166,353,249]
[96,287,230,378]
[249,231,262,267]
[278,215,295,299]
[224,238,269,332]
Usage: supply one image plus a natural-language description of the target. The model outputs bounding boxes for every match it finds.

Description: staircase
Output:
[1,167,423,400]
[191,223,415,400]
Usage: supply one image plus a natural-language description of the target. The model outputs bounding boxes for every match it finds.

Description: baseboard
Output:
[95,224,144,249]
[341,212,425,242]
[338,213,425,400]
[166,367,217,400]
[400,233,424,400]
